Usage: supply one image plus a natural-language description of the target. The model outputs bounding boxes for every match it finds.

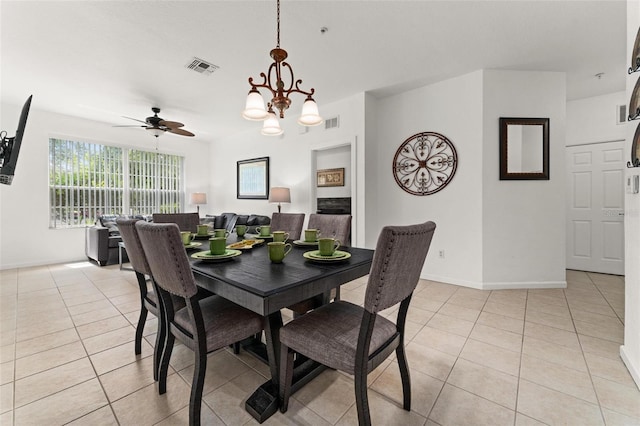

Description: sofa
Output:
[201,213,271,235]
[85,214,151,266]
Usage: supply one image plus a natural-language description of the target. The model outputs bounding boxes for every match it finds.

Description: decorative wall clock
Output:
[392,131,458,196]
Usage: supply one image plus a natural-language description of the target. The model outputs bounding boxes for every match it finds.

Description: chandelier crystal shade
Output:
[242,0,322,133]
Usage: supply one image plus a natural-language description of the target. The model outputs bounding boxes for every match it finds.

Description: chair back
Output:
[135,221,198,298]
[307,214,351,245]
[152,213,200,233]
[364,221,436,313]
[116,219,151,276]
[270,213,305,241]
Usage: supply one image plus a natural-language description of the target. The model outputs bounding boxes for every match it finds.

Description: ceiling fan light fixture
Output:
[297,96,323,126]
[242,88,269,121]
[147,127,164,137]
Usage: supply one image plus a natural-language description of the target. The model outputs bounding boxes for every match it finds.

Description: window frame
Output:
[48,138,184,228]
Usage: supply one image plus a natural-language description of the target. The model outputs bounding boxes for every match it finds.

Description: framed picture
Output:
[237,157,270,199]
[317,168,345,187]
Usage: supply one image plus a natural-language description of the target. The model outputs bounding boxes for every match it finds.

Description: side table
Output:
[118,241,133,271]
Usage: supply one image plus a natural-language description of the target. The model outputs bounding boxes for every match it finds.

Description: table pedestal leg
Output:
[245,312,281,423]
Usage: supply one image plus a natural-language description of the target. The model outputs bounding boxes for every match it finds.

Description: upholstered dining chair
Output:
[135,221,266,426]
[270,212,305,241]
[279,221,436,425]
[152,212,200,233]
[116,218,168,381]
[307,213,352,246]
[287,213,353,315]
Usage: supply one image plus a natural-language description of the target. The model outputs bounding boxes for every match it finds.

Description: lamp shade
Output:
[268,187,291,204]
[261,111,284,136]
[190,192,207,205]
[297,97,323,126]
[242,89,269,121]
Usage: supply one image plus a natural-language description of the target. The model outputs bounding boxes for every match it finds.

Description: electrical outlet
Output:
[439,250,445,258]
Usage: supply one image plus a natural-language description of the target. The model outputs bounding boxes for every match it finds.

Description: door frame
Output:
[310,139,357,245]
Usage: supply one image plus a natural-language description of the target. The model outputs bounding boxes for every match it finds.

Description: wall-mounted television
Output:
[0,95,33,185]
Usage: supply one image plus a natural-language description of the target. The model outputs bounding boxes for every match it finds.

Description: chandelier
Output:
[242,0,323,135]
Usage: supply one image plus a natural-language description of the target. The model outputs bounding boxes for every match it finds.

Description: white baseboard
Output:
[421,274,484,289]
[0,256,90,271]
[421,273,566,290]
[620,345,640,391]
[481,280,567,290]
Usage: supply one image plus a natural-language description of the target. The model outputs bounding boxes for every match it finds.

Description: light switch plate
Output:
[627,174,640,194]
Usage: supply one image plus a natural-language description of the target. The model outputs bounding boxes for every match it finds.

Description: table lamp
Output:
[190,192,207,215]
[268,187,290,213]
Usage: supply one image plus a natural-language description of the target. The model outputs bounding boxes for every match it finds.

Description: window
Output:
[128,150,183,215]
[49,138,184,228]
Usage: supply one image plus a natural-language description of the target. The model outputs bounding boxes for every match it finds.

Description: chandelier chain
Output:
[276,0,280,48]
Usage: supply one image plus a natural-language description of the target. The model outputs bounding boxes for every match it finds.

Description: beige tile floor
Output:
[1,263,639,425]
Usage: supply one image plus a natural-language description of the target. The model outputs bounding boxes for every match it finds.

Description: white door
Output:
[566,141,625,275]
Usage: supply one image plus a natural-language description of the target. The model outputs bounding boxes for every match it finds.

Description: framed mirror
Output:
[500,117,549,180]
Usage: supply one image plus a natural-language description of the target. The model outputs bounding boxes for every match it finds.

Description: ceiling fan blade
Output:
[169,128,195,137]
[158,120,184,129]
[112,124,146,128]
[122,116,149,125]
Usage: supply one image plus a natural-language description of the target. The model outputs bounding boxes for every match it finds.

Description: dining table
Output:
[187,234,374,423]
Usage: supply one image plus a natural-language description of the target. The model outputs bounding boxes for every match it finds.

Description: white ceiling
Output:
[1,1,627,142]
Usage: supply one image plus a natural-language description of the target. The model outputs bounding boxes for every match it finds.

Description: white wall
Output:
[369,71,485,286]
[209,93,367,245]
[566,91,626,146]
[367,70,566,289]
[482,70,567,288]
[0,103,211,269]
[622,0,640,389]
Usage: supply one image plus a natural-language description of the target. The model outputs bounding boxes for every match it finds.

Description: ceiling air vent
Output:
[185,57,219,76]
[325,116,339,130]
[616,104,627,125]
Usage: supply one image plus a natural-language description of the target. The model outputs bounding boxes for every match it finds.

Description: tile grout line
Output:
[421,283,461,424]
[69,265,124,425]
[566,273,610,426]
[512,287,529,426]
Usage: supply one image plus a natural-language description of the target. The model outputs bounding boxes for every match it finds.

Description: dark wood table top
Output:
[189,238,374,316]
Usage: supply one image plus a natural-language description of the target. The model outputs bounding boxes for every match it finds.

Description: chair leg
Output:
[354,367,371,426]
[189,348,207,426]
[158,332,174,395]
[152,310,166,382]
[396,345,411,410]
[279,344,294,413]
[135,306,148,355]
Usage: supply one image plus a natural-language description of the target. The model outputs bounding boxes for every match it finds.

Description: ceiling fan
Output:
[115,107,195,138]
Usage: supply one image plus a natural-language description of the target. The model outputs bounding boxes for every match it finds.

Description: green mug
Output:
[318,238,341,256]
[214,229,230,238]
[197,224,209,236]
[235,224,247,237]
[256,225,271,237]
[268,241,292,263]
[209,237,227,255]
[272,231,290,243]
[181,231,193,245]
[304,229,320,242]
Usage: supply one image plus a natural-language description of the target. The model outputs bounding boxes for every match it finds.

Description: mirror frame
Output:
[499,117,550,180]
